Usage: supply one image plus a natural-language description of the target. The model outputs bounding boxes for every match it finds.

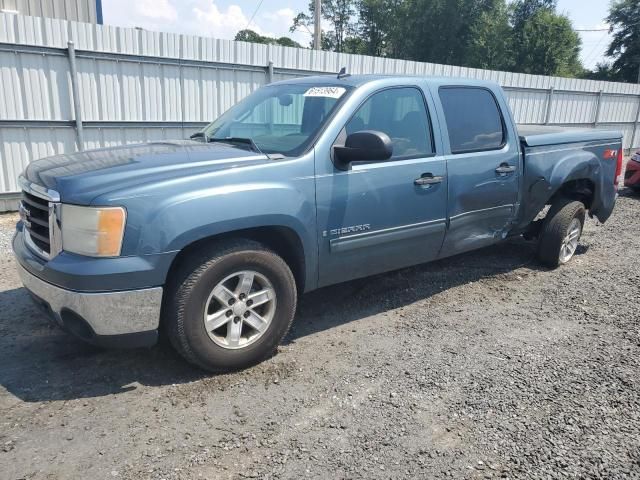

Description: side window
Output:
[439,87,505,153]
[346,87,434,158]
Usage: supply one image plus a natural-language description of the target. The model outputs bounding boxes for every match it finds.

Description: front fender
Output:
[137,182,316,283]
[136,182,315,253]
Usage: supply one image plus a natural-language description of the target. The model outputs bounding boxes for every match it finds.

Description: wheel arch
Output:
[550,178,596,209]
[164,225,309,295]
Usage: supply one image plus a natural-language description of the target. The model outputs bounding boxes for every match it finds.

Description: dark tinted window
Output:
[439,87,505,153]
[346,87,433,158]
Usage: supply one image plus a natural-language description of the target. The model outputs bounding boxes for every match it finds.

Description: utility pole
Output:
[313,0,321,50]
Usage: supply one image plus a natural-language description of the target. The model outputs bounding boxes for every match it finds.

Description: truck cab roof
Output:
[271,74,500,90]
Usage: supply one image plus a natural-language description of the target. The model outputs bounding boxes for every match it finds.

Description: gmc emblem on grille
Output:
[18,203,32,228]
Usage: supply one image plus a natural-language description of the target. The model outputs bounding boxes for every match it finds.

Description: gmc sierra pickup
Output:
[13,75,623,371]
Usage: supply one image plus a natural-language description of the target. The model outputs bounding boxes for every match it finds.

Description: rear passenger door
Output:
[436,86,520,257]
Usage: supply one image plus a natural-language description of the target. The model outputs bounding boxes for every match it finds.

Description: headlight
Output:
[61,205,126,257]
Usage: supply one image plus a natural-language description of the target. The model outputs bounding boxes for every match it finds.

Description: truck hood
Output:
[23,140,270,204]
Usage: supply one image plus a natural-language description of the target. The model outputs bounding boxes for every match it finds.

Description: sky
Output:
[102,0,614,70]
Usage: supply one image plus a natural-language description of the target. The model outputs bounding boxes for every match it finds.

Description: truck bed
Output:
[518,125,622,148]
[514,125,622,233]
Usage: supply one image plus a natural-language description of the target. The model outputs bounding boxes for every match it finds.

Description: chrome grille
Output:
[18,175,62,260]
[20,191,51,254]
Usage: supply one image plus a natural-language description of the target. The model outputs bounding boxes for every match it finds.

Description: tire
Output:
[164,239,297,372]
[537,198,586,268]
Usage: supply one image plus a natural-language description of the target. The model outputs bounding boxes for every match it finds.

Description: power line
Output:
[244,0,265,32]
[582,31,610,67]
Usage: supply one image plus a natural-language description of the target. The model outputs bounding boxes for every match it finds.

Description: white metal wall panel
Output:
[505,90,549,125]
[599,95,640,123]
[162,65,182,122]
[1,11,639,208]
[0,0,16,11]
[142,63,165,122]
[0,0,96,24]
[0,50,72,120]
[0,126,76,193]
[82,127,186,149]
[550,92,598,124]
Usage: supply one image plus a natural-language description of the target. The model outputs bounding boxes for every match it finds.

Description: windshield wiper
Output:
[208,137,263,155]
[189,131,209,142]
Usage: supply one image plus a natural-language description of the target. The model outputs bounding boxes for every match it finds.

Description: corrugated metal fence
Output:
[1,12,639,211]
[0,0,99,24]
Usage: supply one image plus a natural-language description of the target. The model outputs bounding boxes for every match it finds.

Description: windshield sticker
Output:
[303,86,346,99]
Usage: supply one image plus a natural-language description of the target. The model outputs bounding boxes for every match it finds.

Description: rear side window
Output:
[346,87,434,158]
[439,87,505,154]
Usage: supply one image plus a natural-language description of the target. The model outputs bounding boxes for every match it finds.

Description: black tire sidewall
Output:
[538,199,586,268]
[558,210,584,265]
[176,247,296,370]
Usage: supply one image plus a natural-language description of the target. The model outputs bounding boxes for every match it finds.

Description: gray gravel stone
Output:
[0,189,638,479]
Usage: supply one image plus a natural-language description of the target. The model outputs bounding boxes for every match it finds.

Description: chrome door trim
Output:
[330,219,446,253]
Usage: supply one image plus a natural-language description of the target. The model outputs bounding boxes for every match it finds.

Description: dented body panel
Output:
[514,136,621,232]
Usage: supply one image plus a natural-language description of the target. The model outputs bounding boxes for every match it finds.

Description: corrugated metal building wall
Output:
[0,12,639,211]
[0,0,100,24]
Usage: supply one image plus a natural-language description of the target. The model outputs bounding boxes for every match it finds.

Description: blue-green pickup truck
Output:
[13,75,623,371]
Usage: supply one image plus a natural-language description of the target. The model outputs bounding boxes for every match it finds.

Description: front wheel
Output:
[537,198,586,268]
[164,239,297,372]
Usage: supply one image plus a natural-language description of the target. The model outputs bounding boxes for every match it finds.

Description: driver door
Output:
[315,86,448,287]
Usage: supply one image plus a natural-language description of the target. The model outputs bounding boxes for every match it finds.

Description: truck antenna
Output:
[337,67,350,79]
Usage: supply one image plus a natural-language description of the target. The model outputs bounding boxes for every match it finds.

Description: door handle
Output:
[414,174,443,186]
[495,163,516,175]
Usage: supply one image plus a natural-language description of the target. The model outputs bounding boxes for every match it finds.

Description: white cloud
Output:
[191,2,255,38]
[134,0,177,21]
[263,8,295,22]
[103,0,308,44]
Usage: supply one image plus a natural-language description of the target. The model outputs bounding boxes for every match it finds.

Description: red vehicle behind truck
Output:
[624,149,640,192]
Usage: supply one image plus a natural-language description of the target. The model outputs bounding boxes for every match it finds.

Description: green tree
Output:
[354,0,398,56]
[465,0,514,70]
[291,0,357,52]
[285,0,584,78]
[510,0,582,76]
[275,36,302,48]
[393,0,511,67]
[510,0,556,29]
[398,0,469,64]
[605,0,640,83]
[235,29,265,44]
[582,62,617,81]
[234,29,302,48]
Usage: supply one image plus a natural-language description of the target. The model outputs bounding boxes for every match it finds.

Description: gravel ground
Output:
[0,187,639,480]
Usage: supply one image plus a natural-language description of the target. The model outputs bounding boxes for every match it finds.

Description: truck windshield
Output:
[200,83,352,157]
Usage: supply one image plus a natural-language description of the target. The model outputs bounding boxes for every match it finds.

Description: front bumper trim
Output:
[17,262,163,337]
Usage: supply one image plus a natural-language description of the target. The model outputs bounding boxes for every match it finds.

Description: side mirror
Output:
[334,130,393,166]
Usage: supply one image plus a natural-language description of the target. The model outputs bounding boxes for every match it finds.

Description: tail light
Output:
[615,147,623,190]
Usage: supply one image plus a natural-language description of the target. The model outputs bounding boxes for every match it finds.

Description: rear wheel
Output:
[164,239,297,372]
[537,198,586,268]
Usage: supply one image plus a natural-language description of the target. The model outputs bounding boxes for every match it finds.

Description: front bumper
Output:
[17,262,162,348]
